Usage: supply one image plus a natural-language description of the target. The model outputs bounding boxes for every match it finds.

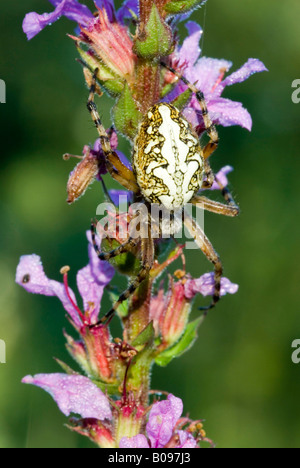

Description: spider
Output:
[86,65,239,327]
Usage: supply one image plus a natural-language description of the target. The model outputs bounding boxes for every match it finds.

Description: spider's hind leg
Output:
[90,226,154,328]
[184,212,223,314]
[91,221,139,262]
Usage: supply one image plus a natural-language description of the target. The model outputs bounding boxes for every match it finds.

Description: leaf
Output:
[54,358,79,375]
[108,288,129,318]
[133,4,173,59]
[165,0,207,16]
[155,317,203,367]
[132,322,155,347]
[112,83,141,139]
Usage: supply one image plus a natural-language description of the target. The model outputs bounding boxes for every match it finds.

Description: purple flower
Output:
[146,394,183,448]
[120,394,199,448]
[167,22,268,132]
[92,134,132,179]
[22,373,112,420]
[116,0,138,22]
[23,0,94,40]
[108,190,134,206]
[184,273,239,300]
[22,0,137,41]
[16,231,114,327]
[210,165,234,190]
[119,434,150,448]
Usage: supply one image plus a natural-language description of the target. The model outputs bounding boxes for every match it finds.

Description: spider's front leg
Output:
[196,160,240,217]
[184,212,223,313]
[86,68,139,194]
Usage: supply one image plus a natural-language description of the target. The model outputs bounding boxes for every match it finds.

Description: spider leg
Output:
[90,225,154,328]
[91,221,139,261]
[160,62,219,160]
[86,68,139,194]
[184,212,223,313]
[192,195,239,217]
[213,174,240,214]
[198,160,240,215]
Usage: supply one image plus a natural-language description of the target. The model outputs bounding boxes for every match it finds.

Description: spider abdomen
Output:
[133,103,204,211]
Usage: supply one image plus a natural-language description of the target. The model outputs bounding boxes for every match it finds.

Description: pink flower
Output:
[120,394,199,448]
[184,272,239,300]
[167,22,268,132]
[16,231,114,328]
[22,0,137,40]
[22,373,112,420]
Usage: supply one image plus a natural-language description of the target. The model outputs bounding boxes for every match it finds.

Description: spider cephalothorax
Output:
[84,66,239,327]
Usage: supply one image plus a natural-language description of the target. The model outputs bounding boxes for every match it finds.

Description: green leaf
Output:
[101,237,140,276]
[132,322,155,348]
[77,45,124,96]
[165,0,207,16]
[54,358,79,375]
[155,317,203,366]
[112,83,142,139]
[108,288,128,318]
[134,4,173,59]
[92,379,120,396]
[171,88,193,112]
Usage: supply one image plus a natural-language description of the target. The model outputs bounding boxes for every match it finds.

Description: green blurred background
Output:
[0,0,299,448]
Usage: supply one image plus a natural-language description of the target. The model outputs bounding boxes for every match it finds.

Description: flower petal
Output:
[190,57,232,95]
[117,0,139,23]
[76,265,105,320]
[146,394,183,448]
[119,435,150,448]
[177,430,198,448]
[94,0,116,22]
[184,273,239,299]
[16,255,82,327]
[23,0,93,40]
[76,232,114,324]
[178,22,203,69]
[210,166,234,190]
[218,58,268,93]
[208,97,253,131]
[86,231,115,286]
[108,190,134,206]
[22,373,112,420]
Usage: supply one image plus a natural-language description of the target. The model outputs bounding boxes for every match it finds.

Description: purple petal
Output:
[210,166,234,190]
[94,0,116,22]
[109,190,134,206]
[190,57,232,95]
[119,435,150,448]
[86,231,115,284]
[80,231,114,323]
[178,22,203,69]
[23,0,93,40]
[184,273,239,299]
[76,264,105,320]
[16,255,82,328]
[22,373,112,420]
[217,58,268,93]
[208,97,253,131]
[146,394,183,448]
[117,0,139,23]
[178,430,198,448]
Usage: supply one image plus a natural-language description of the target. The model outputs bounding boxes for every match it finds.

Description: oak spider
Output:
[87,65,239,327]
